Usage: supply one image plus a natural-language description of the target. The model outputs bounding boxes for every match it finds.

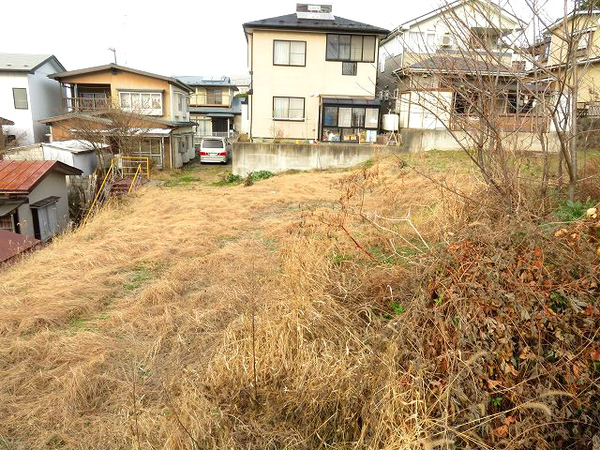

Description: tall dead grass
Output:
[1,153,598,449]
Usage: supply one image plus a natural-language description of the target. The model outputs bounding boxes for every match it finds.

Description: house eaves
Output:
[243,13,389,35]
[382,0,523,45]
[546,9,600,32]
[49,63,193,93]
[0,53,65,74]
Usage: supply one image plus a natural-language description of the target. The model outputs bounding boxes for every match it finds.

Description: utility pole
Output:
[108,47,117,64]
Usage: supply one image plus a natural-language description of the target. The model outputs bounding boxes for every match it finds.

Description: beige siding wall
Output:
[249,30,379,140]
[58,70,186,121]
[547,14,600,66]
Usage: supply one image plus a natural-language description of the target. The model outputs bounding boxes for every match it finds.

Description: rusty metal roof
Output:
[0,230,40,263]
[0,160,82,194]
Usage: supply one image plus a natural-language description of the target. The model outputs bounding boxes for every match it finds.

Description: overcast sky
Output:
[4,0,566,78]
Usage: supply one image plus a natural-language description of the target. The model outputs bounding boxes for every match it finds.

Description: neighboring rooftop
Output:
[175,76,238,88]
[9,140,109,155]
[230,75,251,86]
[49,63,193,92]
[0,160,82,195]
[382,0,522,44]
[190,96,243,118]
[0,53,65,73]
[243,4,389,35]
[397,55,512,75]
[0,230,40,264]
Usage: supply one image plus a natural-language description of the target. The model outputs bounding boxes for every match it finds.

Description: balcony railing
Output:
[64,97,111,112]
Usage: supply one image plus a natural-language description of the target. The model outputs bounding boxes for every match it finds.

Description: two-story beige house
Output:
[243,4,388,143]
[542,8,600,114]
[39,64,195,169]
[378,0,523,133]
[176,76,242,144]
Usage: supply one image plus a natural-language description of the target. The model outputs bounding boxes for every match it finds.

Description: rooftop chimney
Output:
[296,4,334,20]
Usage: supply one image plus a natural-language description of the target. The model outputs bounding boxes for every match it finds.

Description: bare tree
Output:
[379,0,596,205]
[62,100,158,175]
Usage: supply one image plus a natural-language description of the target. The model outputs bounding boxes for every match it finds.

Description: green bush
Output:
[251,171,274,181]
[554,198,597,222]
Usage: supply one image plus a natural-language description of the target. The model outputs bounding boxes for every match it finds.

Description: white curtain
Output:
[289,98,304,119]
[351,36,363,60]
[365,108,379,128]
[338,107,352,127]
[274,41,290,64]
[363,36,376,61]
[290,41,305,65]
[274,97,288,118]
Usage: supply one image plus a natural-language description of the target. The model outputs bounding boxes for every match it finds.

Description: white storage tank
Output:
[382,114,399,131]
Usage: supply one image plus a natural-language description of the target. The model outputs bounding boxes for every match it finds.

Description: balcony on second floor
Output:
[63,84,112,113]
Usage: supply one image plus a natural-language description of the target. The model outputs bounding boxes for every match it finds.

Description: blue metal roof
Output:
[175,76,238,88]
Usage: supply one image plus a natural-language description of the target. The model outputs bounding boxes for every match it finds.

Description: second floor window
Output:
[577,31,592,51]
[326,35,376,62]
[119,92,163,115]
[273,97,305,120]
[13,88,28,110]
[207,89,223,104]
[274,40,307,66]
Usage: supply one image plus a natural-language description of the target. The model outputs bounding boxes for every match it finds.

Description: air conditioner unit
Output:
[440,34,452,47]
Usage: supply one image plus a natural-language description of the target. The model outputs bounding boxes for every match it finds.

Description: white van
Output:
[199,137,232,164]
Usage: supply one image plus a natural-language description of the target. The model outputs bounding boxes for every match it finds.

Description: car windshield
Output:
[203,140,224,148]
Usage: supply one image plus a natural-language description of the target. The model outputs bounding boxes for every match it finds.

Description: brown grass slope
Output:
[0,154,599,449]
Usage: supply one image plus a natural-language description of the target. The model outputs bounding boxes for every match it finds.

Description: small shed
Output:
[0,160,82,241]
[3,140,109,177]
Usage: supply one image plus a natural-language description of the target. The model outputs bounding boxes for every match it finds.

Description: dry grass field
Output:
[0,152,598,449]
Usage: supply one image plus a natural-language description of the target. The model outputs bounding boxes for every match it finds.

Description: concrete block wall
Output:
[232,142,401,176]
[401,129,561,153]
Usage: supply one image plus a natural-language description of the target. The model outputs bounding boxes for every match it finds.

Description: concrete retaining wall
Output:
[233,142,402,176]
[401,129,560,153]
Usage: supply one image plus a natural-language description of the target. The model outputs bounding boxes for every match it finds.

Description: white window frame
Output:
[119,91,163,115]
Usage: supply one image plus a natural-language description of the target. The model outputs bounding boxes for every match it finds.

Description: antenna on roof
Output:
[108,47,117,64]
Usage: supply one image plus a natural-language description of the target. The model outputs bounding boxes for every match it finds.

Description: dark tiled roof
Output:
[243,13,389,35]
[0,160,82,194]
[0,230,40,263]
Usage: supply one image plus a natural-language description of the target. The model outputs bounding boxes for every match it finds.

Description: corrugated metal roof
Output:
[243,13,389,35]
[0,53,65,73]
[176,76,238,88]
[46,140,108,153]
[0,160,82,194]
[0,230,40,263]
